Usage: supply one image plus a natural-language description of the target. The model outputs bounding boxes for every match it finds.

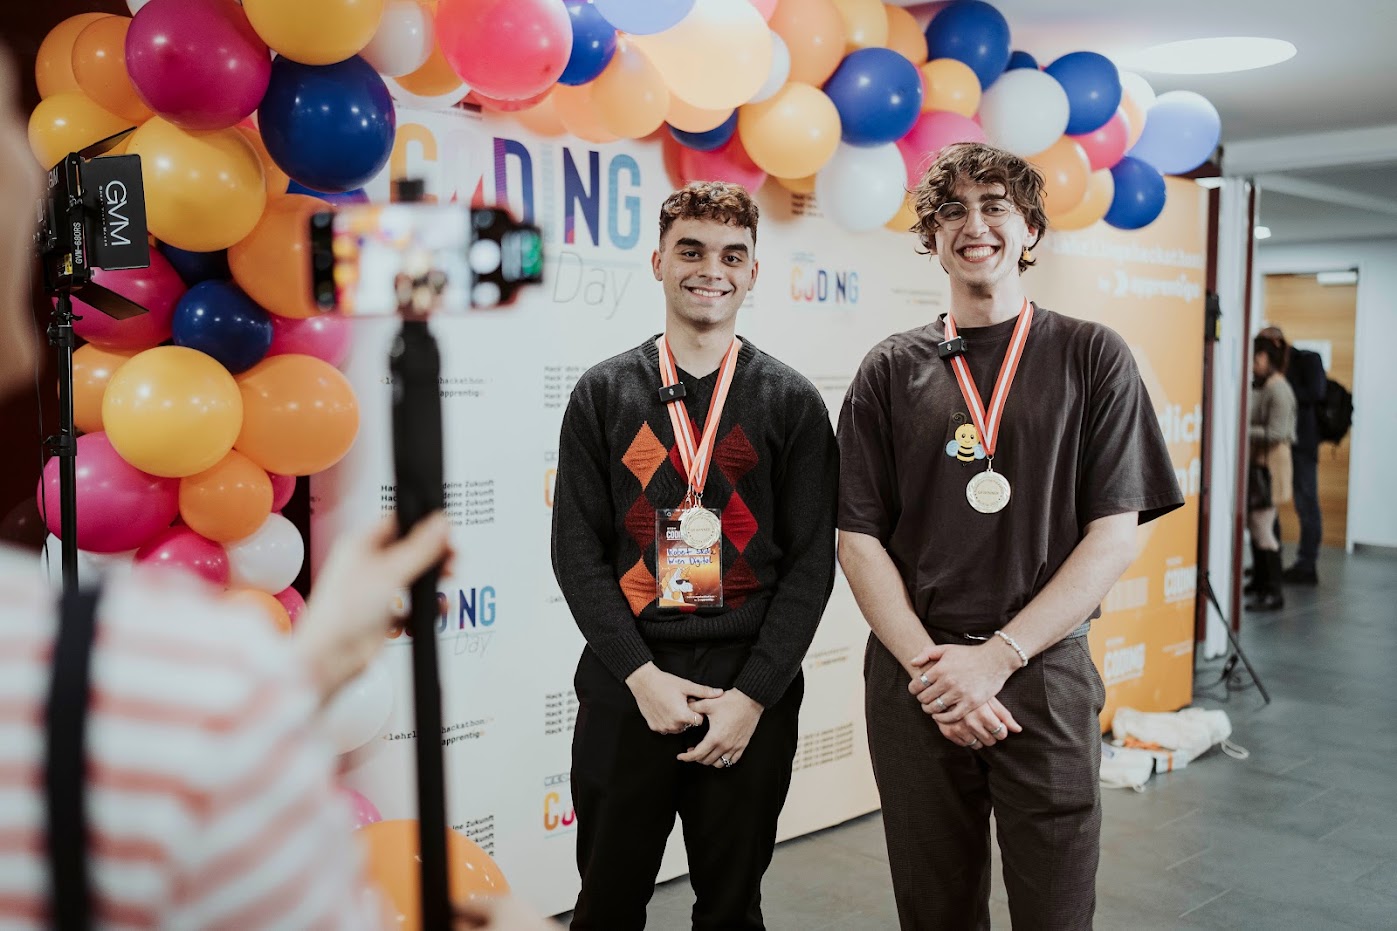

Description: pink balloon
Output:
[273,585,306,626]
[68,250,186,351]
[677,135,767,193]
[267,314,352,368]
[37,433,179,553]
[897,111,987,189]
[339,787,382,829]
[1071,109,1131,172]
[126,0,272,131]
[747,0,778,20]
[435,0,572,101]
[135,526,230,587]
[268,473,297,511]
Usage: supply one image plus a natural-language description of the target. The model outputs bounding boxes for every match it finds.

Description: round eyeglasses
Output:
[933,200,1017,229]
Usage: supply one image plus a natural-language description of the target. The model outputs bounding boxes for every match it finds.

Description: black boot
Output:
[1247,550,1286,612]
[1243,542,1263,594]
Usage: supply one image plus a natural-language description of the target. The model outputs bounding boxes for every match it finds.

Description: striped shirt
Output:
[0,548,385,929]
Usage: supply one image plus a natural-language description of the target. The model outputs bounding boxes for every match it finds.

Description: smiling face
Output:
[652,217,759,333]
[955,423,979,450]
[933,181,1039,296]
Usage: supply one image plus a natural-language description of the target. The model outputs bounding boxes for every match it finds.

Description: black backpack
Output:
[1316,379,1353,444]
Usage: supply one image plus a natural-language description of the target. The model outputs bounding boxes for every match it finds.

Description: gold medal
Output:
[966,468,1011,514]
[678,507,722,550]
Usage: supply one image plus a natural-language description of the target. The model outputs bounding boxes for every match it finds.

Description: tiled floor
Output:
[556,546,1397,928]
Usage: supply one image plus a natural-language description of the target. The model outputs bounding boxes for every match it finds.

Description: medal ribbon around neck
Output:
[943,298,1034,460]
[656,334,742,502]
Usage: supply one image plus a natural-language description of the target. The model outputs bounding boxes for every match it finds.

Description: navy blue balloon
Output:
[924,0,1012,89]
[158,244,230,286]
[559,0,618,86]
[1045,51,1122,135]
[1104,157,1167,230]
[286,180,371,205]
[668,111,737,153]
[171,281,274,374]
[1006,50,1038,71]
[259,56,395,194]
[823,48,923,147]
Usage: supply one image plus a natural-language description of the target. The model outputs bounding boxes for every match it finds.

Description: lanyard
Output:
[942,298,1034,459]
[656,335,741,500]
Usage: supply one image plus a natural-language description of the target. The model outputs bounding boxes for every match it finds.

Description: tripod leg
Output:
[1200,572,1272,704]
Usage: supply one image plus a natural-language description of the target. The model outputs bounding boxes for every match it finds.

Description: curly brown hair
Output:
[658,181,760,248]
[910,142,1048,273]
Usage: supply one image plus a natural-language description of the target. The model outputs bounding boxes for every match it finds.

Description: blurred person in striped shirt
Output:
[0,45,551,931]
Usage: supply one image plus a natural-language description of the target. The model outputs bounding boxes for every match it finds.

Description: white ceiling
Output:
[905,0,1397,243]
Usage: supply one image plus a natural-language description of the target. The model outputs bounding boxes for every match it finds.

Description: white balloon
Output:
[127,0,153,13]
[815,142,906,232]
[225,512,304,594]
[41,535,136,588]
[321,654,394,755]
[1119,71,1156,112]
[746,32,790,105]
[978,68,1070,157]
[361,0,435,78]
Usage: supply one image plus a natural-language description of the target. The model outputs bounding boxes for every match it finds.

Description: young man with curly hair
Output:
[836,143,1183,929]
[552,182,839,930]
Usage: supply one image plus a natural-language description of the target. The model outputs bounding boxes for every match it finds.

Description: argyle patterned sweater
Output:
[551,336,838,708]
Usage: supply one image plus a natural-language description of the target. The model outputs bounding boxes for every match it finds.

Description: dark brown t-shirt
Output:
[837,306,1183,634]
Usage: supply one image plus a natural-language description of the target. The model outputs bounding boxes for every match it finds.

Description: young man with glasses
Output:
[836,143,1183,929]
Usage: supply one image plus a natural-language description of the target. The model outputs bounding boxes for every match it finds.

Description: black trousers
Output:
[1291,448,1322,569]
[570,641,803,931]
[864,630,1106,931]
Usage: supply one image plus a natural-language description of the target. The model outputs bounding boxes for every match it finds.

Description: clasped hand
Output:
[907,642,1022,748]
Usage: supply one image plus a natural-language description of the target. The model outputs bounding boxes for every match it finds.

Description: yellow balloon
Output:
[737,83,841,179]
[1031,137,1091,222]
[830,0,887,52]
[884,4,928,66]
[512,92,567,138]
[27,92,131,170]
[242,0,387,65]
[884,192,918,233]
[667,96,732,134]
[591,40,670,140]
[552,83,619,145]
[103,347,244,478]
[35,13,111,99]
[919,59,980,117]
[630,0,771,110]
[1052,168,1114,232]
[127,119,267,252]
[774,173,816,195]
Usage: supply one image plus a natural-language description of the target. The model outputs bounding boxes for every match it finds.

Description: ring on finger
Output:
[719,755,733,768]
[933,696,948,713]
[989,723,1005,736]
[919,673,931,688]
[968,739,982,749]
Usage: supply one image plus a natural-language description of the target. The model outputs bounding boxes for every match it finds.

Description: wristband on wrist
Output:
[993,630,1029,669]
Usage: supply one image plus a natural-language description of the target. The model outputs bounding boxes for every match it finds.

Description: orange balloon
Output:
[884,192,918,233]
[1121,96,1146,151]
[737,83,842,179]
[552,83,620,145]
[27,92,131,170]
[229,195,329,320]
[235,354,360,476]
[511,92,567,138]
[628,0,770,111]
[770,0,846,86]
[830,0,887,52]
[72,344,138,435]
[1031,137,1092,222]
[72,16,153,124]
[1052,167,1115,232]
[103,347,244,478]
[919,58,980,117]
[360,820,510,931]
[179,450,275,543]
[36,13,112,99]
[774,173,816,195]
[590,39,669,140]
[884,4,928,65]
[226,587,292,634]
[666,96,732,134]
[396,39,466,98]
[236,125,291,197]
[126,119,267,252]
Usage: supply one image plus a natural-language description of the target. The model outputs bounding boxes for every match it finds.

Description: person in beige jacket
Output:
[1248,335,1298,611]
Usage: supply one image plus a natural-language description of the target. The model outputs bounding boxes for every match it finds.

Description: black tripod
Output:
[1198,570,1271,703]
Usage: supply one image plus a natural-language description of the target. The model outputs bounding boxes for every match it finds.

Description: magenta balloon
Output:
[37,432,178,553]
[267,313,352,367]
[339,787,382,828]
[896,110,986,189]
[1071,109,1130,172]
[68,249,186,351]
[677,135,767,193]
[274,585,306,626]
[126,0,272,131]
[135,526,230,587]
[269,473,296,511]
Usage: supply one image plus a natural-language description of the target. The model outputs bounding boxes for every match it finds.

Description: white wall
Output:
[1255,238,1397,550]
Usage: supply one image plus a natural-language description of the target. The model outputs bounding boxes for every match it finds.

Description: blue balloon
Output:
[259,56,396,194]
[286,181,371,205]
[559,0,618,85]
[1006,50,1038,71]
[823,48,923,147]
[924,0,1012,89]
[594,0,693,35]
[171,281,274,374]
[1128,91,1222,175]
[1045,52,1121,135]
[668,111,737,153]
[158,244,229,286]
[1104,157,1167,230]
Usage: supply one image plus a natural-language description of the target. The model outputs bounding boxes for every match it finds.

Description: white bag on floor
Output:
[1110,707,1248,774]
[1100,742,1156,791]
